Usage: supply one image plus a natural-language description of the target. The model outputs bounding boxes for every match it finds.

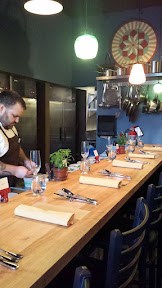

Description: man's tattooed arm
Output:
[0,161,11,175]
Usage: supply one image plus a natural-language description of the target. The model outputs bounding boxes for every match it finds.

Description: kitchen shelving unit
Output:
[96,72,162,85]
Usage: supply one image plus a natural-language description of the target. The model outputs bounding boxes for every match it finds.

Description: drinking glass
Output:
[81,141,89,160]
[80,159,90,174]
[31,175,47,195]
[107,146,117,161]
[30,150,41,176]
[137,138,144,148]
[128,144,135,153]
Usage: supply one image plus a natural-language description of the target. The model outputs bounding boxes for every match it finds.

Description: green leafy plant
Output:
[50,149,72,169]
[117,132,127,146]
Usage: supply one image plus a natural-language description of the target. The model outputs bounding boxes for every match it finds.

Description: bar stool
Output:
[73,266,91,288]
[76,197,149,288]
[140,183,162,288]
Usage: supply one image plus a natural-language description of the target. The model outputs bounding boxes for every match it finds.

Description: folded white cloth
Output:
[79,176,122,188]
[143,146,162,152]
[14,204,75,227]
[112,159,143,169]
[128,153,155,159]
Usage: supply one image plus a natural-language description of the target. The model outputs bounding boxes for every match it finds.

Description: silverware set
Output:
[99,169,131,180]
[125,157,150,164]
[54,188,98,205]
[0,248,23,270]
[139,150,160,156]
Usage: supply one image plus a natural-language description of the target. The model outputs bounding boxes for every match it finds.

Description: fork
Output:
[0,248,23,259]
[139,150,160,156]
[125,157,150,164]
[100,169,131,180]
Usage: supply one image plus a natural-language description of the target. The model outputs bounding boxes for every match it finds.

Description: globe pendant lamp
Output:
[154,83,162,94]
[74,0,98,59]
[74,33,98,59]
[24,0,63,15]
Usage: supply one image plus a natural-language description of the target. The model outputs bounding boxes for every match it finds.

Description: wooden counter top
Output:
[0,147,162,288]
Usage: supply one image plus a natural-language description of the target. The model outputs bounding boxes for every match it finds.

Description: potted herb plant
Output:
[50,149,72,181]
[117,132,127,154]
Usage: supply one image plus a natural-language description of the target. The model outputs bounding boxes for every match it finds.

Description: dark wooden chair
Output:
[76,197,149,288]
[140,182,162,288]
[73,266,91,288]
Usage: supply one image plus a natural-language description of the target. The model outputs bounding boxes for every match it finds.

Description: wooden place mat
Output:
[34,203,90,221]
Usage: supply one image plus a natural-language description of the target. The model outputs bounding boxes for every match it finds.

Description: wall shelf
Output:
[96,72,162,85]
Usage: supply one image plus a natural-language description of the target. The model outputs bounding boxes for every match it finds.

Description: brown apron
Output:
[0,127,21,186]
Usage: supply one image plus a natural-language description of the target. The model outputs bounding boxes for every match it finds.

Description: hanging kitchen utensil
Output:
[142,85,150,113]
[148,94,160,113]
[126,86,133,116]
[104,84,119,107]
[129,87,141,122]
[98,82,111,108]
[122,86,130,111]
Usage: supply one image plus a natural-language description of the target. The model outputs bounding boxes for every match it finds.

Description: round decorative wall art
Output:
[111,20,157,67]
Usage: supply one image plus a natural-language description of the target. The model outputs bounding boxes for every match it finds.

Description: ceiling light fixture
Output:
[74,0,98,60]
[24,0,63,15]
[129,0,146,85]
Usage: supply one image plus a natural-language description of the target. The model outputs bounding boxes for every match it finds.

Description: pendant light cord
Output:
[137,0,141,63]
[85,0,87,32]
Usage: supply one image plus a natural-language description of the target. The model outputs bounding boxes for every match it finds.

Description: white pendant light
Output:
[74,0,98,60]
[74,34,98,60]
[129,63,146,85]
[154,83,162,94]
[24,0,63,15]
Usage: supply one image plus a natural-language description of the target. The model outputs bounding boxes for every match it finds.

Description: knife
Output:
[62,188,97,202]
[0,259,19,270]
[54,192,98,205]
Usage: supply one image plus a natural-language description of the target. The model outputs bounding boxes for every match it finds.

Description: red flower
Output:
[120,132,122,136]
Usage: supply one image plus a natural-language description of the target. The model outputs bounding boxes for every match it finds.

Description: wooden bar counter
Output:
[0,147,162,288]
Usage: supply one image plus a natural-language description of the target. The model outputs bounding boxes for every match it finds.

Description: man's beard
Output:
[0,112,14,129]
[4,123,14,130]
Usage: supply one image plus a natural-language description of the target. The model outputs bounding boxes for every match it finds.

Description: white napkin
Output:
[112,159,143,169]
[79,176,122,188]
[14,204,75,227]
[128,153,155,159]
[143,146,162,152]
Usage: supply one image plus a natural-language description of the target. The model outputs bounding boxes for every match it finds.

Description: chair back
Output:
[146,184,162,227]
[73,266,91,288]
[105,197,149,288]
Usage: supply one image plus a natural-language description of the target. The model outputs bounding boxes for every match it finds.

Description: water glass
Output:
[137,138,144,148]
[107,147,117,161]
[80,159,90,174]
[128,144,135,153]
[31,175,47,195]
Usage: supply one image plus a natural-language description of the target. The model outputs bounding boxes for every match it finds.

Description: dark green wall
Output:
[0,1,73,87]
[0,2,161,88]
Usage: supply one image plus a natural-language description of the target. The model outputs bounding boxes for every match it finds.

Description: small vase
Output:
[119,146,125,154]
[53,167,68,181]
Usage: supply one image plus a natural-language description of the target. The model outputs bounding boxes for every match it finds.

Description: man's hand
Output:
[24,159,31,170]
[14,166,32,178]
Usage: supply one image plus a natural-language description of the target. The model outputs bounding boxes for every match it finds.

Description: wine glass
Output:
[30,150,41,176]
[81,141,89,160]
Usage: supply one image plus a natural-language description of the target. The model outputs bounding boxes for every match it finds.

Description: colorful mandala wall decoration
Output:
[111,20,157,67]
